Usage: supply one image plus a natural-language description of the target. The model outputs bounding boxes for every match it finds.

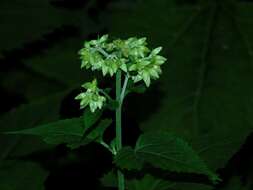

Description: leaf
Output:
[5,117,84,145]
[100,170,118,188]
[169,182,213,190]
[127,83,147,95]
[68,119,112,149]
[100,171,175,190]
[23,38,98,88]
[106,99,120,110]
[0,67,67,100]
[108,0,253,170]
[217,176,252,190]
[5,115,112,149]
[115,132,219,183]
[83,105,103,128]
[0,0,97,58]
[114,147,143,171]
[86,119,112,141]
[0,90,71,160]
[127,174,175,190]
[0,160,48,190]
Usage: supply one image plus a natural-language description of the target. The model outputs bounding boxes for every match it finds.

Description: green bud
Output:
[75,79,106,112]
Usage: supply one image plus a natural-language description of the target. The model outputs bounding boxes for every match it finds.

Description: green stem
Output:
[100,141,116,155]
[120,75,129,103]
[116,70,125,190]
[96,47,110,57]
[99,89,113,100]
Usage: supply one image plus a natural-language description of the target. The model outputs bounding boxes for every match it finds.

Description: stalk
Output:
[116,70,125,190]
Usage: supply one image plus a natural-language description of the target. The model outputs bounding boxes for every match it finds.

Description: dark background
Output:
[0,0,253,189]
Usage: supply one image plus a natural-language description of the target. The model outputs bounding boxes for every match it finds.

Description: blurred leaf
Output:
[0,0,95,57]
[108,0,253,170]
[101,171,175,190]
[217,176,252,190]
[126,81,147,95]
[170,182,213,190]
[0,67,66,100]
[126,174,175,190]
[22,38,97,88]
[0,90,70,160]
[100,170,118,188]
[0,160,48,190]
[0,1,100,100]
[115,132,219,183]
[106,99,120,110]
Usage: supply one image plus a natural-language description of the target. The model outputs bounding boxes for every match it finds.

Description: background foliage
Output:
[0,0,253,189]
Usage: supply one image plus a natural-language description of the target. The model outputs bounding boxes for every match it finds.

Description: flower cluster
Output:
[78,35,166,87]
[75,79,106,112]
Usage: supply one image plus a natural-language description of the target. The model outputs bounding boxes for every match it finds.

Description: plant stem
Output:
[96,47,110,57]
[100,141,116,155]
[120,75,129,103]
[99,89,113,100]
[116,70,125,190]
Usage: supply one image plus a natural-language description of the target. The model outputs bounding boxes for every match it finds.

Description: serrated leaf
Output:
[5,117,84,146]
[0,160,48,190]
[115,132,219,183]
[109,0,253,171]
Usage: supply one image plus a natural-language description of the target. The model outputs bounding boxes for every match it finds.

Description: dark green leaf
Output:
[0,0,97,58]
[101,172,175,190]
[115,132,219,183]
[69,119,112,149]
[109,0,253,171]
[106,99,120,110]
[83,108,103,129]
[0,90,70,160]
[86,119,112,141]
[0,160,48,190]
[23,39,97,88]
[5,117,84,146]
[127,174,175,190]
[217,176,252,190]
[114,146,143,171]
[100,170,118,188]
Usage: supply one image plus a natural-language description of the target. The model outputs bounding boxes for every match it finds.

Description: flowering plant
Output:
[75,35,166,113]
[6,35,220,190]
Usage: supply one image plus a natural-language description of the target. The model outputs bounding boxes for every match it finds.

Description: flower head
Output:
[75,79,106,112]
[79,35,166,87]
